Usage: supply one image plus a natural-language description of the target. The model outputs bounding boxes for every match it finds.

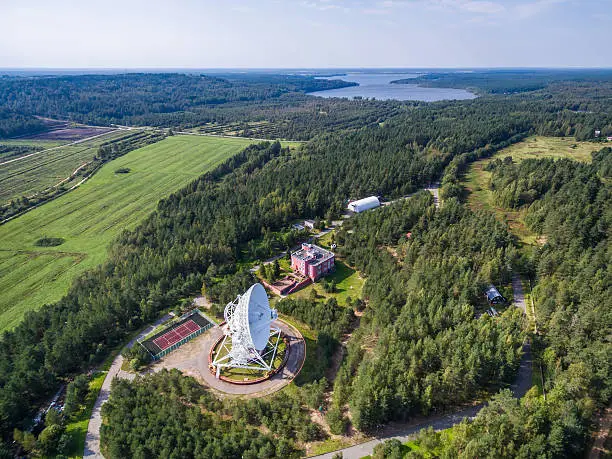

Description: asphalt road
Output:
[83,314,172,459]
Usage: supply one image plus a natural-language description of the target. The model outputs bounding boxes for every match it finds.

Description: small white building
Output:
[348,196,381,213]
[304,219,316,229]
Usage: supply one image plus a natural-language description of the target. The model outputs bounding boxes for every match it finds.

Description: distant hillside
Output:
[391,69,612,94]
[0,73,356,127]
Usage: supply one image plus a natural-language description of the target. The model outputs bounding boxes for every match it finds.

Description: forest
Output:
[373,148,611,458]
[100,370,307,458]
[393,69,612,95]
[2,70,611,141]
[0,73,356,136]
[0,74,610,457]
[0,109,46,139]
[335,197,525,429]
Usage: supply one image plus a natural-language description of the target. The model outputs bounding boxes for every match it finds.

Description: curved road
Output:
[83,318,304,458]
[313,274,532,459]
[83,314,172,459]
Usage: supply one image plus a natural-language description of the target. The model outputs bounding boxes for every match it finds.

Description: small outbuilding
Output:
[304,219,316,229]
[347,196,381,213]
[485,285,506,305]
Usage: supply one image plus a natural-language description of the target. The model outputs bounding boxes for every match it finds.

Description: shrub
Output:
[34,237,64,247]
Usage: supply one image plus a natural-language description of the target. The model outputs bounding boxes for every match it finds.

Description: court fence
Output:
[139,309,215,361]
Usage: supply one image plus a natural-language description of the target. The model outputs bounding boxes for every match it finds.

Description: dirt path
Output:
[84,317,303,457]
[589,407,612,458]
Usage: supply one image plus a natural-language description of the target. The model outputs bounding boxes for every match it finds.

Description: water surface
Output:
[309,72,476,101]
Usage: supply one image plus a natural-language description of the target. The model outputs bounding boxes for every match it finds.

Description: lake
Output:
[308,72,476,102]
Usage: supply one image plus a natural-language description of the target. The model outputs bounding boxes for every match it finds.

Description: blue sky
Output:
[0,0,609,68]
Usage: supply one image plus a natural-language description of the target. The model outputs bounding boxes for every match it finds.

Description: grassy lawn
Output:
[403,428,455,458]
[291,259,364,306]
[63,371,106,459]
[308,438,355,457]
[464,136,596,246]
[0,135,258,332]
[0,130,131,204]
[277,314,324,385]
[489,136,596,163]
[212,335,286,382]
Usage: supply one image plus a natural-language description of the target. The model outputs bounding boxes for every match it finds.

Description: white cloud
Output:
[301,0,342,10]
[362,7,391,14]
[515,0,566,18]
[416,0,505,15]
[231,6,254,13]
[462,1,505,14]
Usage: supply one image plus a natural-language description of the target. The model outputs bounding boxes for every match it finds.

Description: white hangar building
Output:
[347,196,381,213]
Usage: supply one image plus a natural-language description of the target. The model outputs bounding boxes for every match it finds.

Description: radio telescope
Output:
[212,283,281,378]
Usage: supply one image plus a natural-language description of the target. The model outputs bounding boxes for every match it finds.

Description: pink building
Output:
[291,243,335,282]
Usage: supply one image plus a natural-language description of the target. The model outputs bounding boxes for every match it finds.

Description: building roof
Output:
[292,243,334,267]
[348,196,380,211]
[485,285,504,301]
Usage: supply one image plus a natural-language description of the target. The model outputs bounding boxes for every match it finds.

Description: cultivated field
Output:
[0,130,130,203]
[0,135,257,332]
[464,136,598,244]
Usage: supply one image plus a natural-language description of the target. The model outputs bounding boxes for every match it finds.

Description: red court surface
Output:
[153,319,201,351]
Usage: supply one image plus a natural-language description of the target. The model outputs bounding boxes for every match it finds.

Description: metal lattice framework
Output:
[212,284,280,378]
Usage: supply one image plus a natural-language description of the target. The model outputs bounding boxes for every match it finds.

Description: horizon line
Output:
[2,66,612,71]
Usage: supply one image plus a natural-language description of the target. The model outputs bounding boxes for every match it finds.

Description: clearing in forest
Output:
[464,136,598,245]
[0,135,258,332]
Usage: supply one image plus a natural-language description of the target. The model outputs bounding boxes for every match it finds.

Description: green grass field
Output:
[464,136,597,245]
[290,259,364,306]
[0,130,131,203]
[0,139,67,161]
[212,335,286,381]
[0,135,257,332]
[0,139,67,149]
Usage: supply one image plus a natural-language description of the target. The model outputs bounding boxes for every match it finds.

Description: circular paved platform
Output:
[150,319,305,397]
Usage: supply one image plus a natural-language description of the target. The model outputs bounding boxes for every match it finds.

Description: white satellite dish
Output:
[212,283,281,378]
